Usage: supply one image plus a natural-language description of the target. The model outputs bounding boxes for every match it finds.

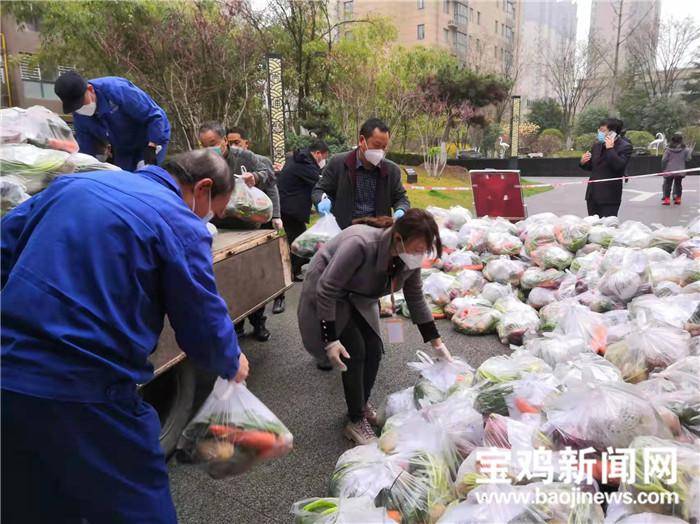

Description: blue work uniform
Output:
[73,77,171,171]
[1,166,240,523]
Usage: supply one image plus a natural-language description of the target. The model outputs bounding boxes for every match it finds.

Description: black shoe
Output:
[235,321,246,339]
[272,296,285,314]
[252,320,271,342]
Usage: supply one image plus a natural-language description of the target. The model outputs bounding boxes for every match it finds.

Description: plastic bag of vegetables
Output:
[650,255,700,286]
[653,281,683,298]
[618,436,700,522]
[407,351,474,393]
[629,293,700,329]
[0,143,72,194]
[444,296,490,319]
[505,372,562,419]
[520,267,565,290]
[445,205,471,230]
[485,231,523,256]
[0,105,79,153]
[476,351,552,385]
[577,289,619,313]
[523,333,589,367]
[483,413,552,450]
[451,305,501,335]
[531,244,574,270]
[176,378,293,478]
[290,213,342,258]
[378,387,416,428]
[554,302,607,354]
[675,237,700,260]
[611,221,652,248]
[224,177,273,224]
[454,269,485,295]
[554,221,589,252]
[482,257,526,286]
[422,272,461,306]
[291,497,391,524]
[541,381,671,450]
[495,304,540,345]
[0,176,30,216]
[439,227,459,252]
[635,378,700,439]
[426,206,449,227]
[479,282,514,304]
[328,443,404,499]
[527,287,557,310]
[523,221,557,253]
[441,250,482,273]
[421,395,484,458]
[380,291,405,318]
[553,352,622,386]
[457,222,488,252]
[587,224,615,247]
[649,226,689,252]
[601,246,650,275]
[598,269,645,303]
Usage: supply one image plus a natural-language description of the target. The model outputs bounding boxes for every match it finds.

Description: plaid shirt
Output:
[353,156,379,218]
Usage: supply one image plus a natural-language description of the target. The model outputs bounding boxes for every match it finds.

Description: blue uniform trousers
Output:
[1,389,177,524]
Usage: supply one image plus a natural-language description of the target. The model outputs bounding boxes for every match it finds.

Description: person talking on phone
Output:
[579,118,633,218]
[297,209,452,445]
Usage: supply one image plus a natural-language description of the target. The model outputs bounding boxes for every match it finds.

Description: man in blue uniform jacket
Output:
[1,149,248,523]
[54,70,171,171]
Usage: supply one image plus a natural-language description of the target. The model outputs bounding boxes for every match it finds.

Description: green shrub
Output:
[386,152,424,165]
[551,150,585,158]
[575,106,609,135]
[575,133,597,150]
[534,134,563,156]
[681,126,700,146]
[625,130,655,148]
[540,128,565,141]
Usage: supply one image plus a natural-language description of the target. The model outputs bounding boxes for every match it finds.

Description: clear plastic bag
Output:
[650,255,699,286]
[457,221,488,252]
[629,293,700,329]
[554,221,589,252]
[379,291,405,318]
[485,231,523,256]
[598,269,645,303]
[523,221,557,253]
[520,266,566,290]
[541,381,672,450]
[439,227,459,252]
[523,333,590,367]
[483,413,552,450]
[527,287,557,309]
[451,305,501,335]
[426,206,449,227]
[601,246,650,275]
[0,176,30,216]
[577,289,619,313]
[224,177,273,224]
[0,105,78,152]
[611,221,652,248]
[476,351,552,385]
[407,351,475,393]
[587,225,615,247]
[506,372,562,419]
[649,226,689,252]
[479,282,513,304]
[482,257,526,286]
[570,250,604,273]
[329,443,403,500]
[291,213,342,258]
[423,272,461,306]
[530,244,574,270]
[444,296,491,319]
[291,496,391,524]
[441,250,482,273]
[675,237,700,260]
[653,280,683,297]
[176,378,293,478]
[554,302,607,354]
[453,269,485,295]
[687,215,700,236]
[378,387,416,428]
[445,205,472,230]
[0,143,71,194]
[553,352,622,386]
[421,395,484,458]
[495,304,540,345]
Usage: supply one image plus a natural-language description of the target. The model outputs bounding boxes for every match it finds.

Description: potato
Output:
[196,439,235,462]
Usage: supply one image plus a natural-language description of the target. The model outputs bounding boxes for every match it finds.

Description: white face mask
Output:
[363,148,385,166]
[398,236,424,270]
[192,188,213,223]
[318,158,327,169]
[75,101,96,116]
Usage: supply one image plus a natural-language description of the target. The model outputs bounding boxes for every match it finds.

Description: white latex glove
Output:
[325,340,350,372]
[272,218,284,231]
[431,341,453,362]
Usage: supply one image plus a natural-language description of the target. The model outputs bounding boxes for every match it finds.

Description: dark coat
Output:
[277,148,321,223]
[311,149,410,230]
[580,137,633,204]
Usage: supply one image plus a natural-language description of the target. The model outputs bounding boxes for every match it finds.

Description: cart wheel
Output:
[140,359,196,457]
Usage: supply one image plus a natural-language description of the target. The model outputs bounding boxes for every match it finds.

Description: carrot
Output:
[387,510,402,523]
[591,325,607,355]
[592,459,619,486]
[209,425,239,439]
[232,430,279,452]
[514,397,539,414]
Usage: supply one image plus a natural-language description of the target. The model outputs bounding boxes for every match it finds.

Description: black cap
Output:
[54,70,88,114]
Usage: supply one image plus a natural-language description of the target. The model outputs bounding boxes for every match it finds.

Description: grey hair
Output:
[198,120,226,139]
[162,149,234,197]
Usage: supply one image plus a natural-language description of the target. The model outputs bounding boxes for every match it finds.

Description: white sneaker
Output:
[343,417,378,445]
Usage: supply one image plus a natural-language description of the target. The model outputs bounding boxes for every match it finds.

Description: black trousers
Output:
[586,200,621,218]
[282,213,308,278]
[662,177,683,199]
[339,307,383,422]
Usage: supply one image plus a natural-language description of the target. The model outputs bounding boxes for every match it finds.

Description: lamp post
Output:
[509,95,521,170]
[266,53,286,166]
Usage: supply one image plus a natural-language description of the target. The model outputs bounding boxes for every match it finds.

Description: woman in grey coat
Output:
[661,132,694,206]
[297,209,452,444]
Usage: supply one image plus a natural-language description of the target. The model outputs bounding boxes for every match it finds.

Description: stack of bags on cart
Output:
[0,105,119,216]
[292,208,700,524]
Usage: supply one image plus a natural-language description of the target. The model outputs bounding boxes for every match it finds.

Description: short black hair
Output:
[308,139,329,153]
[359,117,390,139]
[598,118,624,135]
[198,121,225,139]
[227,126,248,139]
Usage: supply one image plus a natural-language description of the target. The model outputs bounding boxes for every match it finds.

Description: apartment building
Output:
[0,13,70,112]
[516,0,577,109]
[332,0,520,76]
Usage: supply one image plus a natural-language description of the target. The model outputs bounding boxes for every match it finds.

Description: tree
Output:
[575,106,609,136]
[542,40,608,147]
[7,1,267,151]
[625,130,655,148]
[534,134,563,156]
[639,97,692,137]
[527,99,564,133]
[626,17,700,100]
[684,61,700,104]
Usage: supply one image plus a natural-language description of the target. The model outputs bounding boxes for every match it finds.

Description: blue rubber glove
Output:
[393,209,405,220]
[317,197,332,215]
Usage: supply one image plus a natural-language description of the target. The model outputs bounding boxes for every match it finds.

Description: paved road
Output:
[168,284,508,523]
[524,174,700,226]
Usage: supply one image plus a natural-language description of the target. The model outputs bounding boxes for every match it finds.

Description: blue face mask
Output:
[597,131,606,143]
[207,146,223,156]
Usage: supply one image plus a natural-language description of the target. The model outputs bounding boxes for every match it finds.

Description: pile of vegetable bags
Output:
[293,209,700,523]
[0,106,119,216]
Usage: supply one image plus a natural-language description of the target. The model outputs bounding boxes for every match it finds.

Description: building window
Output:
[469,7,474,21]
[477,11,481,24]
[495,21,498,33]
[454,2,468,26]
[443,28,449,42]
[343,0,353,18]
[417,0,424,9]
[476,38,481,52]
[453,30,468,54]
[494,46,498,59]
[19,54,63,101]
[417,24,425,40]
[443,0,450,13]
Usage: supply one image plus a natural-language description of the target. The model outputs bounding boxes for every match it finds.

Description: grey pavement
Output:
[524,174,700,226]
[168,284,508,523]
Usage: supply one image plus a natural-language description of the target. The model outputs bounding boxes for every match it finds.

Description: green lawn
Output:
[309,165,551,225]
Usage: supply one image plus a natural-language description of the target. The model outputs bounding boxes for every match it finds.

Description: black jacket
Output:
[580,137,633,204]
[311,149,410,230]
[277,148,321,223]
